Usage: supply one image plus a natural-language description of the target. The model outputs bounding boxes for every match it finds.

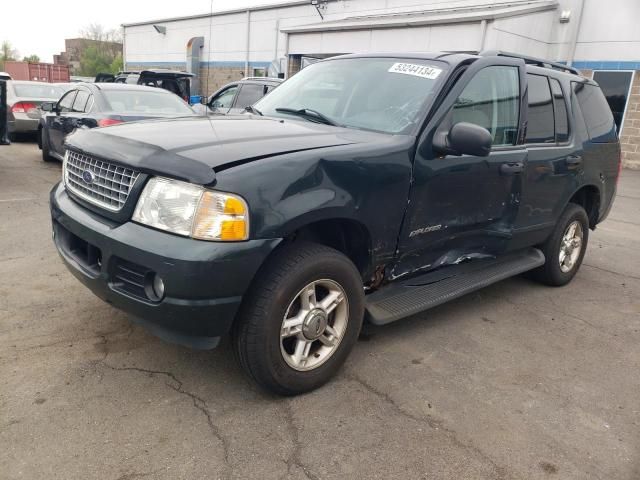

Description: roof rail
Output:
[479,50,580,75]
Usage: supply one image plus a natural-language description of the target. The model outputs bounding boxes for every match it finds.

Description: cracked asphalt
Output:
[1,140,639,480]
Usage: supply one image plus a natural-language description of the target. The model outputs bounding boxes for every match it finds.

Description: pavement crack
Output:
[100,363,231,476]
[344,372,510,480]
[583,263,640,281]
[282,400,320,480]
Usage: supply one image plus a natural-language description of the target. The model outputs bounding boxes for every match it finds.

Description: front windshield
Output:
[254,57,446,134]
[102,90,194,115]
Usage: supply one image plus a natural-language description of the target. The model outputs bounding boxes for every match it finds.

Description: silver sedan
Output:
[6,81,64,140]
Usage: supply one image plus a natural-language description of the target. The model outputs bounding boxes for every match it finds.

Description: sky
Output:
[1,0,293,63]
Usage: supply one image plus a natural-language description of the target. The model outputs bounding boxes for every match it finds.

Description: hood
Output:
[65,115,385,185]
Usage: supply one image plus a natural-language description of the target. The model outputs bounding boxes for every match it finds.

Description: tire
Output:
[531,203,589,286]
[233,242,364,395]
[40,128,55,162]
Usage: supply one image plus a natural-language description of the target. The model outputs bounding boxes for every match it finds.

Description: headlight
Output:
[132,177,249,241]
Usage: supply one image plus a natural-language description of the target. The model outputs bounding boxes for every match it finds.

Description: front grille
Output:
[64,150,140,212]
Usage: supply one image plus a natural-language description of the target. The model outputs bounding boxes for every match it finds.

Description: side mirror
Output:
[432,122,492,157]
[41,101,56,113]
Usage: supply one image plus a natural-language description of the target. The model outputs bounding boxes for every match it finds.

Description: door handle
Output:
[500,161,524,175]
[566,155,583,166]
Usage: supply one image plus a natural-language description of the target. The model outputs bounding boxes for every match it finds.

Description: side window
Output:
[525,74,555,144]
[85,95,94,113]
[549,78,569,143]
[234,84,265,109]
[72,90,90,113]
[58,90,77,112]
[210,86,238,109]
[572,82,616,142]
[452,66,520,146]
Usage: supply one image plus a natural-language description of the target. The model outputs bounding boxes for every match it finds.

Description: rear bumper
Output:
[8,114,39,133]
[50,182,281,349]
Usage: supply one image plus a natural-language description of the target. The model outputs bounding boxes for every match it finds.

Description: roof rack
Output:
[479,50,580,75]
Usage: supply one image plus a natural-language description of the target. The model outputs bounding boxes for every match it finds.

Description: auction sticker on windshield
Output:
[388,63,442,80]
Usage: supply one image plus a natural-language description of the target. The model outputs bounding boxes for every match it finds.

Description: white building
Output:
[123,0,640,167]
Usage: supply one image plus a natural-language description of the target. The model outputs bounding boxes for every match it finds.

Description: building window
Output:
[592,71,634,134]
[252,68,266,77]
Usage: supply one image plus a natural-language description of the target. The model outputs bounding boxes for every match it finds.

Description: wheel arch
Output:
[267,213,374,281]
[567,184,601,229]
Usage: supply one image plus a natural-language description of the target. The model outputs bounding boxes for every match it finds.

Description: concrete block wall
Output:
[198,66,246,96]
[620,73,640,169]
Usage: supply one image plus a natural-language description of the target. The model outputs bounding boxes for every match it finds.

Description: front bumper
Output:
[50,182,281,349]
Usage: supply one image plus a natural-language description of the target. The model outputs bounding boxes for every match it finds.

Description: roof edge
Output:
[121,0,310,28]
[281,0,558,33]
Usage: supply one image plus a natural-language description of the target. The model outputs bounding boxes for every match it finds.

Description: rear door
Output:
[512,74,578,248]
[393,57,527,278]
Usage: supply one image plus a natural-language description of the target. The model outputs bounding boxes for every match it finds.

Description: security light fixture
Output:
[310,0,328,20]
[560,10,571,23]
[153,25,167,34]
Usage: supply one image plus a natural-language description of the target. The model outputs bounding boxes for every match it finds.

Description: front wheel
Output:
[233,242,364,395]
[531,203,589,286]
[40,128,55,162]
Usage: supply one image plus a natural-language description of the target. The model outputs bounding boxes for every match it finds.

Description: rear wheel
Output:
[40,128,55,162]
[531,203,589,286]
[233,242,364,395]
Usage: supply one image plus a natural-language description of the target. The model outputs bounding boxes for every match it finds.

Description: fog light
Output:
[145,273,165,301]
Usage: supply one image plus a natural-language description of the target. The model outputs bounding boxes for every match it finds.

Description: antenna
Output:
[205,0,214,101]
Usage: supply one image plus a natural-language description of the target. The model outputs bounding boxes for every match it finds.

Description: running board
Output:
[365,248,545,325]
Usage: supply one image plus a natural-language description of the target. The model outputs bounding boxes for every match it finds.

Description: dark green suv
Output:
[50,51,620,395]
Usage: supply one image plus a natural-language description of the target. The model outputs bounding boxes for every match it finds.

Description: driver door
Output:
[392,57,528,277]
[208,85,238,114]
[48,90,77,155]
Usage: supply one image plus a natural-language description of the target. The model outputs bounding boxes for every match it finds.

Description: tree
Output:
[22,54,40,63]
[78,46,113,76]
[76,23,123,76]
[0,40,18,70]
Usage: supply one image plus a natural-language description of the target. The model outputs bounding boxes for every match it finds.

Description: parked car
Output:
[0,72,11,81]
[38,83,195,162]
[204,77,282,115]
[5,81,64,140]
[95,70,194,103]
[50,52,620,395]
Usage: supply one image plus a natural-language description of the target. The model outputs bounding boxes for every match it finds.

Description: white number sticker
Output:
[388,63,442,80]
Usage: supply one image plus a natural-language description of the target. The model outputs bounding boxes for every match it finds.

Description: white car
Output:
[0,72,12,81]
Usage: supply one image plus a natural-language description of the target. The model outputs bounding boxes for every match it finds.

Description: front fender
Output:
[215,137,415,265]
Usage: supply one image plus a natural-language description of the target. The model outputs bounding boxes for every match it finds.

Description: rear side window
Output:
[525,74,554,143]
[72,90,90,112]
[572,82,616,142]
[234,84,265,108]
[549,78,569,143]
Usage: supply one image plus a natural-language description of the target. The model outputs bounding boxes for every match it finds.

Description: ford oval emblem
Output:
[82,170,95,184]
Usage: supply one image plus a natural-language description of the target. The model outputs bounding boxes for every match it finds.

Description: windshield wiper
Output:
[244,105,263,116]
[275,107,341,127]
